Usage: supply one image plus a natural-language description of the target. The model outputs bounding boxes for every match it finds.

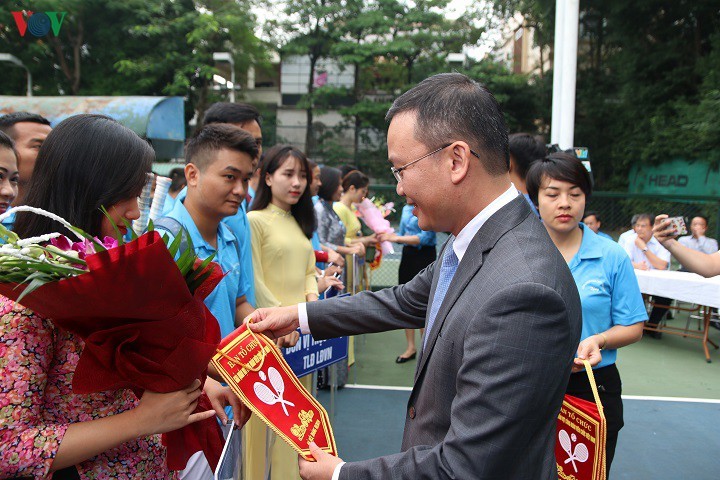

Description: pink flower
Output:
[100,236,118,250]
[71,240,96,260]
[50,236,73,251]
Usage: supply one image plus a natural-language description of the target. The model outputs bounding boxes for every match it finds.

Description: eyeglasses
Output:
[389,143,482,182]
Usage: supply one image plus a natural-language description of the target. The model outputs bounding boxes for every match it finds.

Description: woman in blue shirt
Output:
[527,152,646,473]
[379,204,436,363]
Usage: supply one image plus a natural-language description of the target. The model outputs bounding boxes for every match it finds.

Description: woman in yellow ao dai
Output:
[246,145,318,480]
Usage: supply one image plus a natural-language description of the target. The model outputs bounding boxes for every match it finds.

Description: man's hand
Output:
[653,214,678,247]
[632,261,649,270]
[634,236,647,251]
[203,377,251,427]
[247,305,301,340]
[299,442,343,480]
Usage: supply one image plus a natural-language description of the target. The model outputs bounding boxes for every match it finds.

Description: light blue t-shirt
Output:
[311,195,322,253]
[176,187,255,307]
[398,205,436,248]
[161,194,177,216]
[159,198,247,338]
[569,224,648,368]
[0,212,14,244]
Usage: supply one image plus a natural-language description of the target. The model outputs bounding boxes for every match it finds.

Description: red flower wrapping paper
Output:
[0,231,225,471]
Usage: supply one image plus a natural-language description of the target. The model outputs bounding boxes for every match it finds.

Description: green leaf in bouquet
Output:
[167,229,184,259]
[122,218,139,241]
[0,222,20,244]
[176,247,195,277]
[16,271,53,303]
[185,253,218,294]
[100,206,125,245]
[147,219,154,232]
[42,245,88,267]
[187,269,213,295]
[185,252,216,284]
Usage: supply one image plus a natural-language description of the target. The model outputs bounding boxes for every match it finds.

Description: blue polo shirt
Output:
[597,231,613,241]
[569,224,647,369]
[398,205,436,248]
[176,187,255,307]
[159,198,247,338]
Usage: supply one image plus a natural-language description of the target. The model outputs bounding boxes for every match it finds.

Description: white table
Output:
[634,269,720,362]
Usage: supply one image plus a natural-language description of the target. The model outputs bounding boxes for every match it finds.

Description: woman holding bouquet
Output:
[314,166,365,260]
[246,145,319,480]
[526,152,646,473]
[334,170,377,250]
[334,170,377,292]
[1,115,217,479]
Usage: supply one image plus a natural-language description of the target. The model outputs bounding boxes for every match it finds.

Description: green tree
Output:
[276,0,347,154]
[491,0,720,189]
[0,0,266,130]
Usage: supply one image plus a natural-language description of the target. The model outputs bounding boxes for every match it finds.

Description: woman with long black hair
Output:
[1,114,214,479]
[246,144,319,480]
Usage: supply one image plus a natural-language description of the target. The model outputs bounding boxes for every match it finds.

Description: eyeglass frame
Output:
[389,143,482,182]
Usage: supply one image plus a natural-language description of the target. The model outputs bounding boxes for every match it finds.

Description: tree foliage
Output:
[491,0,720,189]
[0,0,265,129]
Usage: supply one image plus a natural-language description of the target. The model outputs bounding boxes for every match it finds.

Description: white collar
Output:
[453,184,519,262]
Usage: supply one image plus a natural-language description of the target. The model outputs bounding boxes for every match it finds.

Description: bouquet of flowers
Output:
[0,206,225,471]
[356,197,395,255]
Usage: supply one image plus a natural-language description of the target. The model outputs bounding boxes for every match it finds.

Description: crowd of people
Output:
[0,71,716,480]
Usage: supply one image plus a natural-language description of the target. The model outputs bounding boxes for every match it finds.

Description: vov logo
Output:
[11,11,67,38]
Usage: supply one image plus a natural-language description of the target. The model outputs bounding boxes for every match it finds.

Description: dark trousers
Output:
[566,363,623,477]
[648,295,672,327]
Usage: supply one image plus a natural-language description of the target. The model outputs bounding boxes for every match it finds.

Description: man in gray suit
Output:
[249,73,582,480]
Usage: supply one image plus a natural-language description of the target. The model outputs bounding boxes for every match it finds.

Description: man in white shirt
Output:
[623,213,672,338]
[678,215,718,256]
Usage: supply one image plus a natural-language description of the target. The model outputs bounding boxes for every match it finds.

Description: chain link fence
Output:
[366,187,720,289]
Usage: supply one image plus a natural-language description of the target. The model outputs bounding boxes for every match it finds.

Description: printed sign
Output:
[283,333,349,378]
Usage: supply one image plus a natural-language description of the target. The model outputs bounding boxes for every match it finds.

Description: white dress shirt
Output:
[678,235,719,255]
[622,232,671,269]
[299,185,519,480]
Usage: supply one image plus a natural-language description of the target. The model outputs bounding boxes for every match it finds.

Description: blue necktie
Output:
[424,239,459,349]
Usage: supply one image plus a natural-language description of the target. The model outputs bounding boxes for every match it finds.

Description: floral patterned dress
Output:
[0,296,176,479]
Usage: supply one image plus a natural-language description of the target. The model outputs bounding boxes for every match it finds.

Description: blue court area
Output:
[317,387,720,479]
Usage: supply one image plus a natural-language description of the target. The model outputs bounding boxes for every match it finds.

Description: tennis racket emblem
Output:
[254,367,295,416]
[559,429,589,472]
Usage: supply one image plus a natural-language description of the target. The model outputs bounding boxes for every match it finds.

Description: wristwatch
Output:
[642,247,648,253]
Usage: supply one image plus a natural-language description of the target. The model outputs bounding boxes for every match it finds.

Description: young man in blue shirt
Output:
[158,124,257,337]
[157,124,259,480]
[202,103,264,307]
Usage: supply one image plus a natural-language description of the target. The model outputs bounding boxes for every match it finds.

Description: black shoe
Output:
[395,353,416,363]
[711,321,720,331]
[644,330,662,339]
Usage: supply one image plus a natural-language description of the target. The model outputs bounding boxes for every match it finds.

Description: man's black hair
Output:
[0,112,51,138]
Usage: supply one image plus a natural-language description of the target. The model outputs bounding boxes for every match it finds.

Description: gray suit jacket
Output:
[307,196,582,479]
